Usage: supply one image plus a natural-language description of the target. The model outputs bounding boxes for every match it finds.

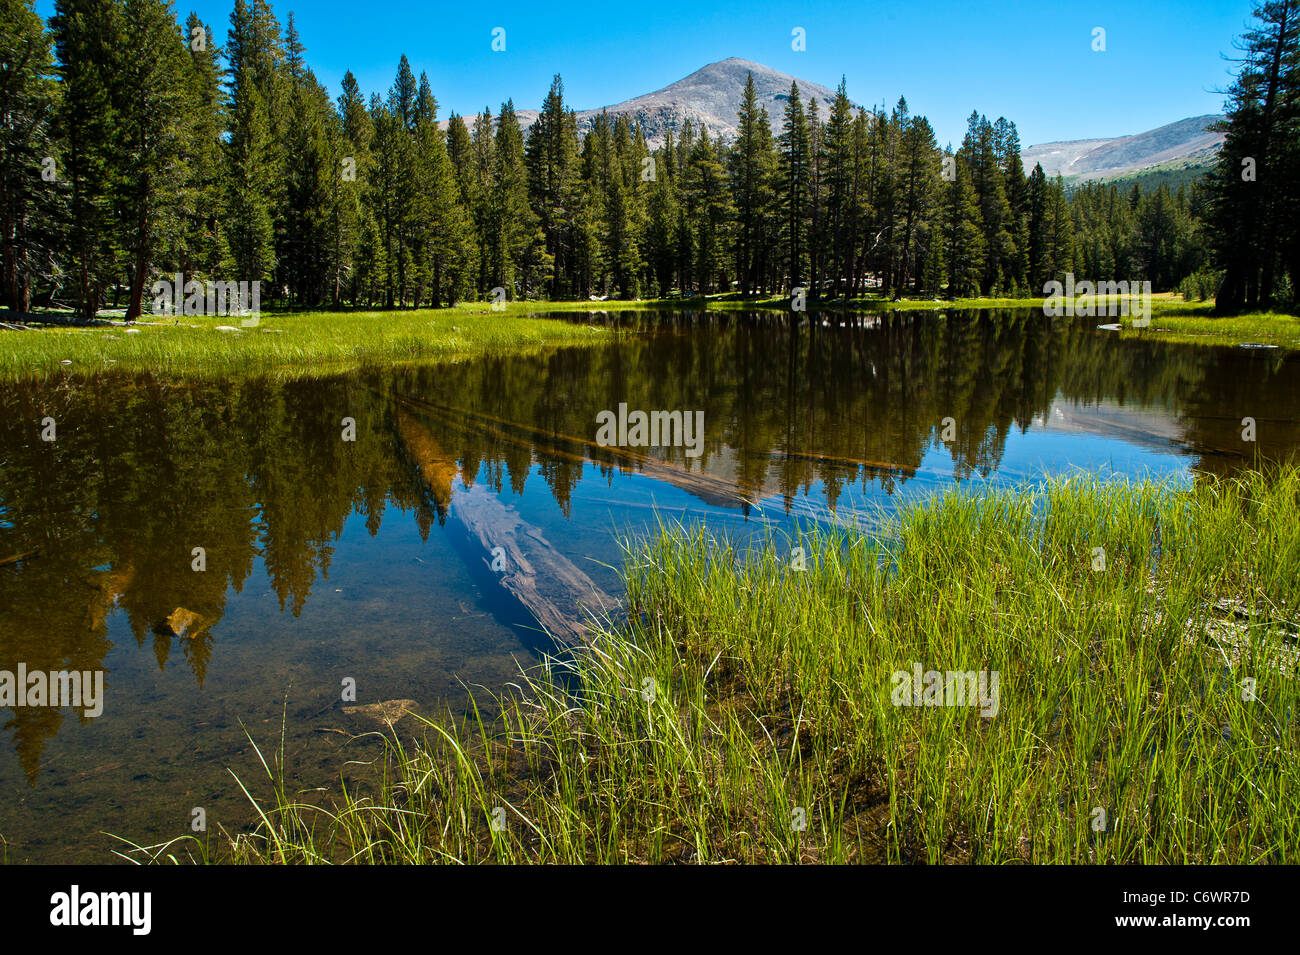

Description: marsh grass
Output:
[0,305,607,382]
[1120,299,1300,349]
[137,463,1300,864]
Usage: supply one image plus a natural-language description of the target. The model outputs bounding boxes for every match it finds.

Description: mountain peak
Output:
[692,57,786,76]
[567,58,848,146]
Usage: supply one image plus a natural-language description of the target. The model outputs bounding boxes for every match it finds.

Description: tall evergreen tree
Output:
[526,75,583,298]
[1,0,59,312]
[683,126,732,293]
[893,102,940,294]
[489,100,541,297]
[115,0,193,319]
[777,82,811,291]
[224,0,277,287]
[50,0,122,317]
[729,72,772,295]
[174,13,227,284]
[1208,0,1300,309]
[819,79,856,297]
[943,152,984,298]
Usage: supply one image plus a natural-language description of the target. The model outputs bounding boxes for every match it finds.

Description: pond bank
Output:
[6,296,1297,384]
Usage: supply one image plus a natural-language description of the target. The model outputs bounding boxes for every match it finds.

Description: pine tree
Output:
[466,107,495,294]
[753,108,780,293]
[672,119,696,293]
[1045,175,1073,284]
[683,126,732,293]
[331,71,369,304]
[1025,163,1049,290]
[730,73,772,295]
[1,0,59,312]
[894,104,940,294]
[644,133,679,296]
[943,152,984,298]
[412,74,473,305]
[115,0,194,319]
[962,112,1014,294]
[174,13,227,285]
[819,79,855,297]
[777,82,810,291]
[388,53,417,131]
[489,100,540,297]
[807,95,824,296]
[526,75,583,298]
[224,0,277,287]
[280,67,336,305]
[353,207,385,306]
[861,105,895,293]
[1208,0,1300,309]
[993,117,1028,293]
[367,90,411,305]
[579,112,610,292]
[51,0,123,317]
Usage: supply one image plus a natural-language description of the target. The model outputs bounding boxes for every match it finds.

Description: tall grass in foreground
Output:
[157,464,1299,864]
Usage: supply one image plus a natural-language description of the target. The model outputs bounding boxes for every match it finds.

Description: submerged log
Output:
[393,405,617,648]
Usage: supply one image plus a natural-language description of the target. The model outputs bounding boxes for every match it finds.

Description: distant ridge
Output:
[1021,115,1225,182]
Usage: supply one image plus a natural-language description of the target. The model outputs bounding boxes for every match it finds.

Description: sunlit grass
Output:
[1121,299,1300,349]
[140,461,1300,864]
[0,304,607,382]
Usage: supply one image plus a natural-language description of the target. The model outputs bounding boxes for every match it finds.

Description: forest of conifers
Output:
[1,0,1294,316]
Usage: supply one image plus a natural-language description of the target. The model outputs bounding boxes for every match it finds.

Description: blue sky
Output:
[38,0,1256,146]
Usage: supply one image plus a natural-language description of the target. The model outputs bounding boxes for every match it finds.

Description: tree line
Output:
[0,0,1240,317]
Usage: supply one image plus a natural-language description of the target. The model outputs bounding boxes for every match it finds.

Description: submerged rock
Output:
[342,699,419,726]
[164,607,205,639]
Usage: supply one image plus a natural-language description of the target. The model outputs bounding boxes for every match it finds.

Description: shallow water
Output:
[0,308,1296,862]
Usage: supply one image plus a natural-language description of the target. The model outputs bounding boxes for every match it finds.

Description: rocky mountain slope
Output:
[1021,114,1225,181]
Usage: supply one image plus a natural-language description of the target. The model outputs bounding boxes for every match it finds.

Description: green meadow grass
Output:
[133,462,1300,864]
[1120,299,1300,349]
[0,305,607,382]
